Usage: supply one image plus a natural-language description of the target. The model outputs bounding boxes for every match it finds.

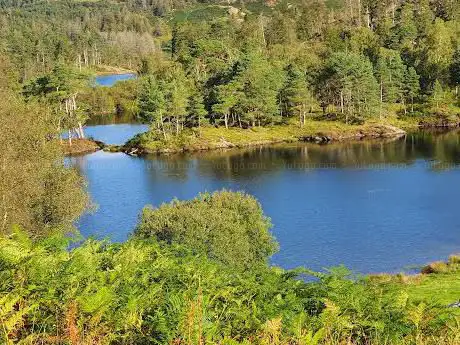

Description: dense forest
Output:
[1,0,460,344]
[3,0,460,140]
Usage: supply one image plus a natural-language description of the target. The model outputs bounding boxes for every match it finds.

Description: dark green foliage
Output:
[375,48,407,103]
[281,64,316,125]
[317,52,379,122]
[404,67,421,112]
[135,190,278,269]
[4,0,460,128]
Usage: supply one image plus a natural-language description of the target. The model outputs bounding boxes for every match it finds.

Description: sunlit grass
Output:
[407,271,460,305]
[131,117,411,153]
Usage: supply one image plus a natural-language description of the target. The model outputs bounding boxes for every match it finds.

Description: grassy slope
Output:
[407,272,460,305]
[374,259,460,307]
[171,0,274,23]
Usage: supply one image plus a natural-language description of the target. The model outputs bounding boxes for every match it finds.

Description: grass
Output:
[172,5,231,23]
[372,257,460,308]
[61,138,102,155]
[407,271,460,305]
[127,117,410,154]
[92,65,136,75]
[407,256,460,305]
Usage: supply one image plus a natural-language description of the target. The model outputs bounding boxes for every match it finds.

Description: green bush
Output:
[134,190,279,269]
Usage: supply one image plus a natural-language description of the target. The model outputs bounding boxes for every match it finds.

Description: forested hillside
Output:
[2,0,460,141]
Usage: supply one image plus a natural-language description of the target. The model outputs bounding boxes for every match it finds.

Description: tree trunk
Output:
[340,91,344,114]
[380,79,383,121]
[224,113,228,129]
[68,129,72,146]
[160,114,167,140]
[365,7,371,28]
[78,122,85,139]
[358,0,362,26]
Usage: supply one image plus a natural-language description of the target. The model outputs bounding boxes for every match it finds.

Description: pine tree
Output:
[138,76,167,138]
[404,67,420,113]
[430,79,447,111]
[375,48,406,104]
[318,52,379,123]
[449,50,460,99]
[212,82,239,129]
[282,64,315,127]
[186,90,207,129]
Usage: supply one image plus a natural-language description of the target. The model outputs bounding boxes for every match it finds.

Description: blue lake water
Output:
[95,73,136,87]
[69,127,460,274]
[84,124,148,145]
[63,124,148,145]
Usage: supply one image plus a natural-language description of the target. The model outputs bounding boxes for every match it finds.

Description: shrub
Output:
[134,190,279,269]
[448,254,460,265]
[421,261,449,274]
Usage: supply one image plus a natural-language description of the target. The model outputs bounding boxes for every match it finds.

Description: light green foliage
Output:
[135,190,278,269]
[0,229,459,344]
[0,79,89,237]
[138,66,191,136]
[230,51,284,127]
[186,88,207,128]
[430,79,452,111]
[23,65,90,137]
[212,81,240,128]
[6,0,460,128]
[139,75,167,124]
[392,3,418,53]
[424,18,455,83]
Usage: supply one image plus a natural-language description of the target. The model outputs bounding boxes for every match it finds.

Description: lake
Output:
[69,125,460,274]
[95,73,136,87]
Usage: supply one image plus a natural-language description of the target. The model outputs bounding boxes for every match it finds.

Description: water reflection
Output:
[71,129,460,274]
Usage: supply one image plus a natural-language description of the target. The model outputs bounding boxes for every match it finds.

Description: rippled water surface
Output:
[69,127,460,273]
